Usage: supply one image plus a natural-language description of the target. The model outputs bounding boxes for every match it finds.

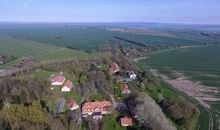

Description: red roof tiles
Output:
[68,100,78,109]
[82,101,112,113]
[52,75,65,83]
[109,62,120,74]
[64,80,73,88]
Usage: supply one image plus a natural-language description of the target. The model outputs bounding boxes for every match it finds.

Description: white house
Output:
[129,71,137,79]
[51,75,66,85]
[68,100,79,111]
[62,80,73,92]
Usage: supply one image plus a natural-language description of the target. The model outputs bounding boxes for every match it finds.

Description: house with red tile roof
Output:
[82,101,112,118]
[51,75,66,85]
[68,99,79,111]
[120,117,133,127]
[109,62,120,75]
[121,83,131,94]
[62,80,73,92]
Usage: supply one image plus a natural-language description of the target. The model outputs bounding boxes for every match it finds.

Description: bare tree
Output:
[134,92,176,130]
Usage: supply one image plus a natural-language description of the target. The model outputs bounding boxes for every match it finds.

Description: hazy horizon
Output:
[0,21,220,26]
[0,0,220,25]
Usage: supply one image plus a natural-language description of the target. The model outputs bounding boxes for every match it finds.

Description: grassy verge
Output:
[88,93,105,102]
[102,114,126,130]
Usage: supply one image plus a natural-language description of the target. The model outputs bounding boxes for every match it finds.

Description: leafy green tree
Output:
[79,75,88,85]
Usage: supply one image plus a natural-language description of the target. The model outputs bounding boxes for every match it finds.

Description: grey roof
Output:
[56,98,65,114]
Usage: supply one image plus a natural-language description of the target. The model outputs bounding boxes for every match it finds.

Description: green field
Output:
[0,36,60,58]
[137,45,220,130]
[139,45,220,87]
[0,24,218,51]
[2,24,218,70]
[0,36,107,68]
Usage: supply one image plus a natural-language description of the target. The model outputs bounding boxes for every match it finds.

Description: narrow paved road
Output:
[109,93,118,108]
[98,84,118,108]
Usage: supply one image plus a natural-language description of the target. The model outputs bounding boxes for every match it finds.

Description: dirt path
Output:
[164,77,220,109]
[98,84,118,108]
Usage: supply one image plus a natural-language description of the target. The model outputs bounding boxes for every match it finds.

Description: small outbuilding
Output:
[120,117,133,127]
[128,71,137,79]
[121,83,131,94]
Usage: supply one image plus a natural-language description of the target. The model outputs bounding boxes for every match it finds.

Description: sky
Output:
[0,0,220,24]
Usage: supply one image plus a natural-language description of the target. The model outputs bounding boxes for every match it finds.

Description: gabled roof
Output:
[52,75,65,83]
[120,117,133,126]
[82,101,112,112]
[111,62,120,71]
[109,62,120,74]
[68,99,78,109]
[63,80,73,88]
[56,98,65,113]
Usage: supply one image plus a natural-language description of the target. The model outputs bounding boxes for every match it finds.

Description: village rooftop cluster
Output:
[50,62,136,127]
